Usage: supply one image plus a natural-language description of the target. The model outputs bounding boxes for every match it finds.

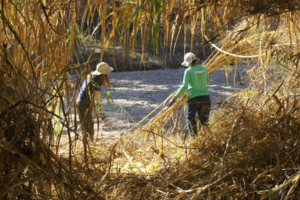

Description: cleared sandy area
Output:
[94,66,248,137]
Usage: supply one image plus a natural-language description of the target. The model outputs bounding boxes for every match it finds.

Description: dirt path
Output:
[93,66,248,138]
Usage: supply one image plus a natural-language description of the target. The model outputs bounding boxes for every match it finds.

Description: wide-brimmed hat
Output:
[91,62,114,75]
[181,52,200,67]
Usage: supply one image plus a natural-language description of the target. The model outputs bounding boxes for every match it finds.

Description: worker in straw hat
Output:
[77,62,114,141]
[166,52,211,137]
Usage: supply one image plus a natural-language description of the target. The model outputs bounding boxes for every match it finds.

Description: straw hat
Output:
[91,62,114,75]
[181,52,200,67]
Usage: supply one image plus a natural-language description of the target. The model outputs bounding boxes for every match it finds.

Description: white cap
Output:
[181,52,200,67]
[91,62,114,75]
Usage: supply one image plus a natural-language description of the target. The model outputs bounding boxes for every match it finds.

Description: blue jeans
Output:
[186,95,211,137]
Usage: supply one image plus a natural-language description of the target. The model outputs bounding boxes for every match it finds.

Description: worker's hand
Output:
[165,97,175,107]
[102,117,108,123]
[102,117,109,126]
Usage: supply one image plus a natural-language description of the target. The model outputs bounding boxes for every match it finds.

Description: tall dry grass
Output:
[1,0,300,199]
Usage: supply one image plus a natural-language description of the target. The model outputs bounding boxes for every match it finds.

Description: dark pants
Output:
[186,95,211,137]
[77,99,94,140]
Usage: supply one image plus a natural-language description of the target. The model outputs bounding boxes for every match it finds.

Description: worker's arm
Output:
[96,91,107,123]
[173,70,190,99]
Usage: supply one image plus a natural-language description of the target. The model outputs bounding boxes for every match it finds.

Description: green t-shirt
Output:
[173,65,209,100]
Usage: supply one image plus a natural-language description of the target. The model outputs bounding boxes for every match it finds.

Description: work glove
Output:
[102,116,109,126]
[165,97,175,107]
[102,116,108,123]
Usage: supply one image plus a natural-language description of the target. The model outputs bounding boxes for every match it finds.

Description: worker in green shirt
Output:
[166,52,211,137]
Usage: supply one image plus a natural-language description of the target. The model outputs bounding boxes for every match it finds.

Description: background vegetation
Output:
[1,0,300,199]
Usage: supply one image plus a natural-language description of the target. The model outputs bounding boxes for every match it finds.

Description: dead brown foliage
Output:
[1,0,300,199]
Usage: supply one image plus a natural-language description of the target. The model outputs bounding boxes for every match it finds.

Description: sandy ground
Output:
[91,66,249,138]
